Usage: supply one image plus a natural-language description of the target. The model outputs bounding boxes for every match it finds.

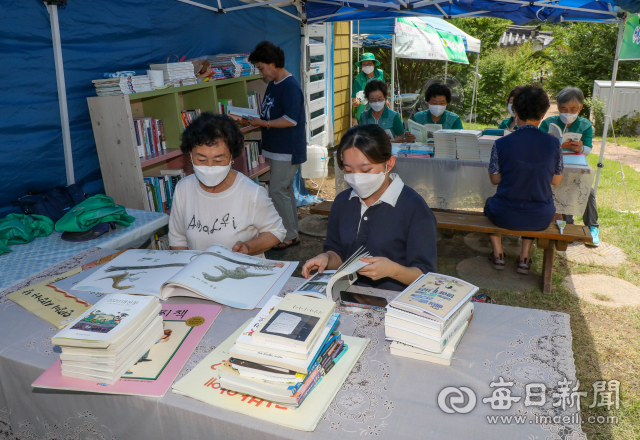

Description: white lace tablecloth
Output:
[0,208,168,291]
[334,154,594,216]
[0,252,585,440]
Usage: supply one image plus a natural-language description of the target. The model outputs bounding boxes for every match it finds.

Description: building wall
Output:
[333,21,351,145]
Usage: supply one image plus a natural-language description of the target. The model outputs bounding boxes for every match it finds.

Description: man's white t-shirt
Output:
[169,173,286,255]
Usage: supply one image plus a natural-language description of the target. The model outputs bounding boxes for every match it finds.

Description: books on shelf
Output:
[227,106,259,120]
[454,130,483,161]
[479,135,499,163]
[143,173,181,213]
[92,74,155,96]
[172,317,368,431]
[33,303,221,396]
[149,62,197,86]
[242,141,265,174]
[207,53,254,78]
[292,246,371,301]
[248,91,261,114]
[181,109,201,129]
[133,117,166,157]
[433,129,459,160]
[218,99,233,115]
[71,245,298,310]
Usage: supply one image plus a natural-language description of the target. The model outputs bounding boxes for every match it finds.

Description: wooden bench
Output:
[308,201,593,293]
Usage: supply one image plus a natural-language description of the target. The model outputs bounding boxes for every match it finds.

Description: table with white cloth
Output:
[0,249,586,440]
[0,208,168,292]
[334,154,595,216]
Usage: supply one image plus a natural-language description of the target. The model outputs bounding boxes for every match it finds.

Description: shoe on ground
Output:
[517,258,532,275]
[585,227,600,247]
[488,253,505,270]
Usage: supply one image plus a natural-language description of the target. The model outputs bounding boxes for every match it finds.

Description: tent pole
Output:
[390,34,396,111]
[444,60,448,81]
[350,20,354,128]
[468,54,479,124]
[47,3,75,185]
[593,18,625,196]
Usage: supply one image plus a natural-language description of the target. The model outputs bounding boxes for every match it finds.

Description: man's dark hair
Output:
[512,85,550,122]
[337,124,391,169]
[364,80,388,99]
[180,112,243,159]
[425,82,451,103]
[248,41,285,68]
[507,86,525,105]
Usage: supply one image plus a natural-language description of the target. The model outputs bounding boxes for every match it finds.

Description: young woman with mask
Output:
[498,86,524,132]
[352,53,386,121]
[358,80,416,143]
[539,87,599,247]
[302,125,437,292]
[168,113,286,257]
[411,82,463,129]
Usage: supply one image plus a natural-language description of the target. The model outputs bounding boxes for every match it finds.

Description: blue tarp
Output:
[0,0,301,214]
[306,0,636,25]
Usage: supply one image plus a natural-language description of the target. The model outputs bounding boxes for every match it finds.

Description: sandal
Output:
[271,237,301,251]
[488,253,505,270]
[517,258,532,275]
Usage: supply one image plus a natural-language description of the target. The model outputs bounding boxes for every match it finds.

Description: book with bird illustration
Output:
[72,245,297,309]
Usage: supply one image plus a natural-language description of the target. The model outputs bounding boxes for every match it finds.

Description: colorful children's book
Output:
[32,303,221,397]
[171,320,368,431]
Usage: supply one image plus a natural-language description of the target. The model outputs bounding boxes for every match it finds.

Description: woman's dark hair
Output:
[364,80,387,99]
[425,82,451,103]
[180,112,244,159]
[248,41,285,68]
[507,86,524,105]
[512,85,550,122]
[336,125,391,169]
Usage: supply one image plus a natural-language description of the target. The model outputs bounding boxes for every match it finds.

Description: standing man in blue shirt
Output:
[247,41,306,250]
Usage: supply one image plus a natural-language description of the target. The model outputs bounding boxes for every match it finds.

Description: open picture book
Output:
[548,122,582,152]
[72,245,297,310]
[406,119,441,145]
[292,247,371,301]
[227,106,259,120]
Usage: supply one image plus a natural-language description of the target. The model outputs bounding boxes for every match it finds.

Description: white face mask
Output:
[370,101,385,112]
[508,103,515,117]
[344,163,388,199]
[559,112,578,125]
[191,156,231,188]
[429,104,446,117]
[362,65,374,75]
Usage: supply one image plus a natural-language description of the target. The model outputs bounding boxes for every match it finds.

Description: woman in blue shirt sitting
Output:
[302,124,437,291]
[411,82,463,130]
[485,85,564,274]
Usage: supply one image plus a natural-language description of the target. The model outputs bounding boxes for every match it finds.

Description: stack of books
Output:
[52,294,162,384]
[210,67,226,81]
[395,143,434,158]
[479,135,499,163]
[133,117,166,157]
[385,273,478,366]
[219,294,346,407]
[243,141,265,172]
[149,62,197,86]
[92,74,155,96]
[208,53,253,78]
[181,109,202,129]
[144,170,184,213]
[129,75,155,93]
[433,129,459,160]
[455,130,483,161]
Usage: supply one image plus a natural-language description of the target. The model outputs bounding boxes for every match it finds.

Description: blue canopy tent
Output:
[305,0,640,194]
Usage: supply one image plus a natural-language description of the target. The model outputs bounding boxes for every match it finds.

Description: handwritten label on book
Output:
[266,312,301,335]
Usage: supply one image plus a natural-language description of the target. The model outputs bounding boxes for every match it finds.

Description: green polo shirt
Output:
[411,109,463,130]
[498,117,517,130]
[539,115,594,155]
[358,106,405,139]
[352,69,385,120]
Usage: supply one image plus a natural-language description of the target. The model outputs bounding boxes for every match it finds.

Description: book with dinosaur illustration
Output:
[71,245,297,310]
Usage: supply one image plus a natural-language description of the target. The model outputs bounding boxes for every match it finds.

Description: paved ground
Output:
[563,273,640,307]
[591,142,640,172]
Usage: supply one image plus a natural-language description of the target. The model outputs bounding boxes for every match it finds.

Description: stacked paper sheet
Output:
[208,53,254,78]
[92,74,155,96]
[479,135,500,163]
[433,129,459,160]
[455,130,483,161]
[149,62,197,85]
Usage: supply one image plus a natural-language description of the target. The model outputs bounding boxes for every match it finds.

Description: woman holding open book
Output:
[411,82,463,130]
[484,85,563,274]
[168,113,286,257]
[302,124,437,291]
[539,86,599,247]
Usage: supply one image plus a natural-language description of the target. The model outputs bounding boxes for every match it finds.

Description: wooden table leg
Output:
[541,240,556,293]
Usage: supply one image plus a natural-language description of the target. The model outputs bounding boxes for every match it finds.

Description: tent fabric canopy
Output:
[306,0,638,25]
[355,17,481,53]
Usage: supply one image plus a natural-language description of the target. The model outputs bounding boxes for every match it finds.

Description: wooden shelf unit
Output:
[88,75,269,212]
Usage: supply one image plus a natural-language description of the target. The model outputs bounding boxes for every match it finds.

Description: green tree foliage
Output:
[448,17,510,48]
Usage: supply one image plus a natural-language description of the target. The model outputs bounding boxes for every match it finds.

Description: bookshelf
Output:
[87,75,269,212]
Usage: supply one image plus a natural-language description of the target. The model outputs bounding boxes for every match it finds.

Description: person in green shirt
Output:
[352,53,385,121]
[358,80,415,143]
[411,83,463,129]
[539,86,599,247]
[498,86,524,132]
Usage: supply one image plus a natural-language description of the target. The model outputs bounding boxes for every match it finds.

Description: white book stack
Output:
[92,77,132,96]
[479,135,500,163]
[130,75,155,93]
[433,129,459,160]
[455,130,483,161]
[52,294,162,384]
[149,62,197,86]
